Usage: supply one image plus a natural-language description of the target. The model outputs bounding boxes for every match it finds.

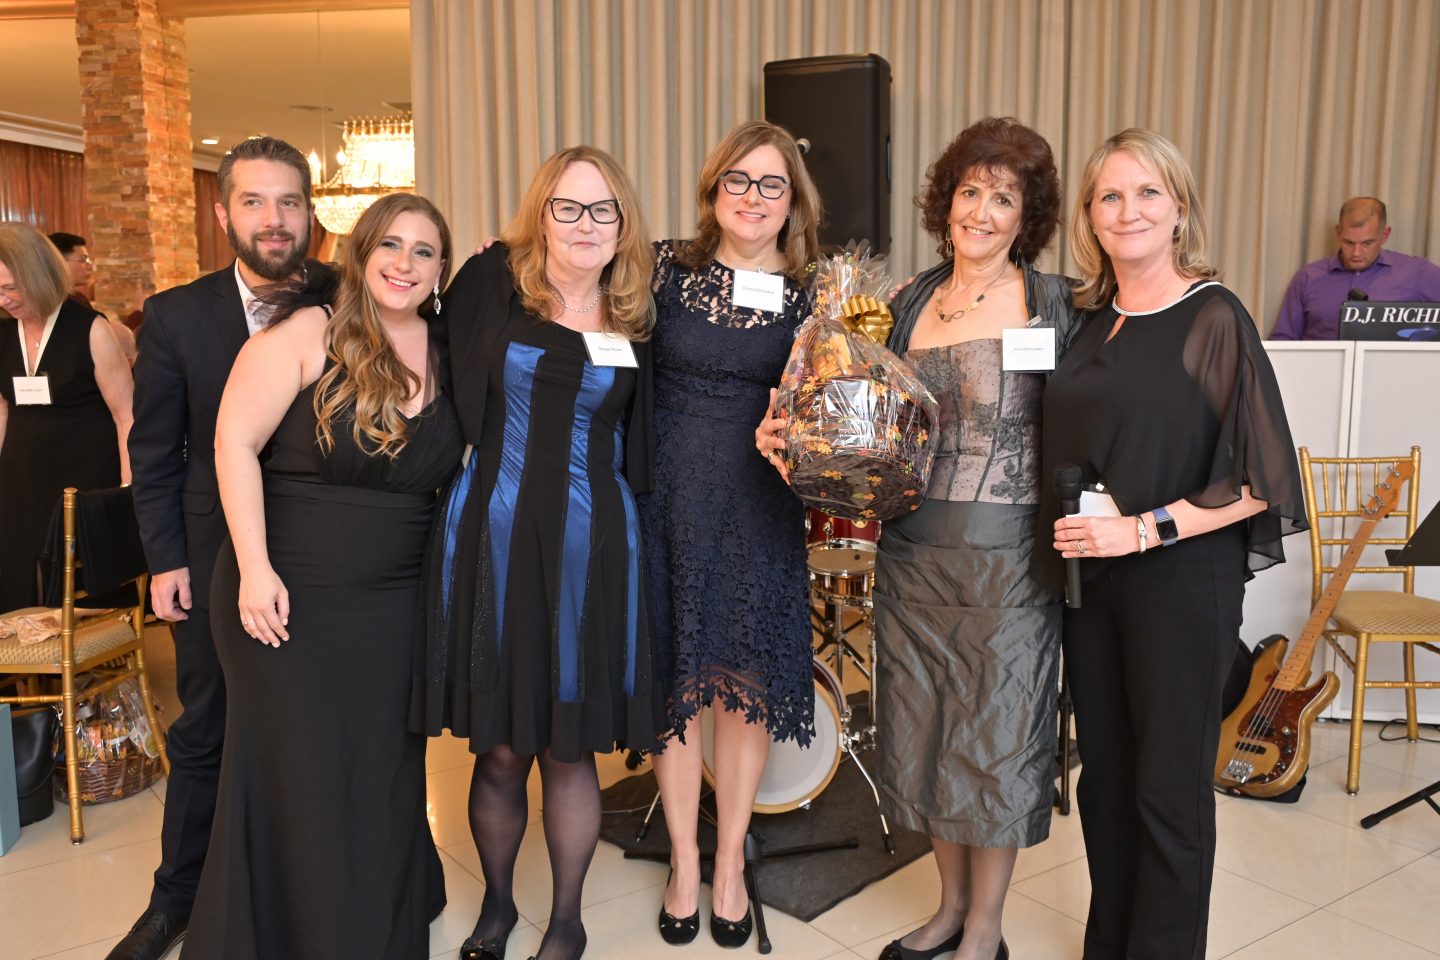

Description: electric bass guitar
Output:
[1214,460,1413,798]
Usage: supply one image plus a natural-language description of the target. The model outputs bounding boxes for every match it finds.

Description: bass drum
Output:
[699,658,845,813]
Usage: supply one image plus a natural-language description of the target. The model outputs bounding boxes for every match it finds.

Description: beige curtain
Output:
[413,0,1440,331]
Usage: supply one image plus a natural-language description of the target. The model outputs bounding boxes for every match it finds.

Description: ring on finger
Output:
[1078,541,1087,555]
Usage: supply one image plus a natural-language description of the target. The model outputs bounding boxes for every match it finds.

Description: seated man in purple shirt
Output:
[1271,197,1440,340]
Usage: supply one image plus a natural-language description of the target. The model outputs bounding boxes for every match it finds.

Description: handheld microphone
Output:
[1054,463,1084,609]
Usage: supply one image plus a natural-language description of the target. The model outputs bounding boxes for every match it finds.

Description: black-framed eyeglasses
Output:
[548,197,622,224]
[718,170,789,200]
[66,255,93,265]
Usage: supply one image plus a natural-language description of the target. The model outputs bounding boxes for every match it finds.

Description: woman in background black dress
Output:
[1037,129,1306,960]
[421,146,664,960]
[0,222,133,610]
[187,193,460,960]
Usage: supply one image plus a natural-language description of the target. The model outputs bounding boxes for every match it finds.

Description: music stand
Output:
[1361,499,1440,829]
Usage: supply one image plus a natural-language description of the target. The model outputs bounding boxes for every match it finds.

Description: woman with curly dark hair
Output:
[870,117,1077,960]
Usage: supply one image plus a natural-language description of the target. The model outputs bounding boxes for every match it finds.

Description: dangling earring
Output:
[944,232,954,258]
[432,281,442,316]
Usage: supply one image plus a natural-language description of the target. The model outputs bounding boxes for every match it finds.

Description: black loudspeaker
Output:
[764,54,892,254]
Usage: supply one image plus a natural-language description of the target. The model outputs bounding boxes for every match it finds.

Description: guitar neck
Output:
[1273,515,1380,691]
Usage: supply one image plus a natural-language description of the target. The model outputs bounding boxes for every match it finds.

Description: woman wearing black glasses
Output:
[638,120,822,949]
[419,145,666,960]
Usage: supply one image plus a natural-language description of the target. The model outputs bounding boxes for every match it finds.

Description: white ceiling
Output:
[0,8,411,170]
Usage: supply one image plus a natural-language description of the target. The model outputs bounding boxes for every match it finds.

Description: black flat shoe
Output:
[709,907,753,949]
[877,924,964,960]
[659,904,701,944]
[658,868,700,945]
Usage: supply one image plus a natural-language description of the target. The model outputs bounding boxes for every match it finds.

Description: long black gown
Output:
[185,367,462,960]
[0,299,117,610]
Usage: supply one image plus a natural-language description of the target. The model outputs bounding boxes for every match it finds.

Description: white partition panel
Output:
[1247,342,1440,723]
[1328,343,1440,722]
[1246,343,1354,650]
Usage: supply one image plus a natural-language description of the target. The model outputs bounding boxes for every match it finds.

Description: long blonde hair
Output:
[1069,128,1217,309]
[313,193,452,459]
[502,145,653,340]
[0,222,71,320]
[676,120,821,281]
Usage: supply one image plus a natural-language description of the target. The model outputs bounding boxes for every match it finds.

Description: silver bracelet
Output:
[1135,515,1148,554]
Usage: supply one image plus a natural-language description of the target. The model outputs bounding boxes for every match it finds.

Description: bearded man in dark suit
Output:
[109,136,317,960]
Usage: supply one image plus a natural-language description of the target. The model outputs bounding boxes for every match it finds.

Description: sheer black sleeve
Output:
[1181,288,1308,574]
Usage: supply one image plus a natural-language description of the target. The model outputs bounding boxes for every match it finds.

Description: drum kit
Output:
[633,507,896,854]
[697,508,894,850]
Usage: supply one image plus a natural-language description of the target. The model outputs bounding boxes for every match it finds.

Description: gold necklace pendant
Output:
[936,293,987,324]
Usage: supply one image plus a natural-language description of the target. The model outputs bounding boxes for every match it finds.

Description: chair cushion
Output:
[0,607,140,667]
[1333,590,1440,637]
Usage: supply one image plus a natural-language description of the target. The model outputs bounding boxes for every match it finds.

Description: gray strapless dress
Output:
[874,338,1062,848]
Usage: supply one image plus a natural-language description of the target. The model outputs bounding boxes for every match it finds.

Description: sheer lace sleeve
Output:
[652,239,678,297]
[1182,287,1308,574]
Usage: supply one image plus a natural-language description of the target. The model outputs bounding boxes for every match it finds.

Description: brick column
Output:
[75,0,198,320]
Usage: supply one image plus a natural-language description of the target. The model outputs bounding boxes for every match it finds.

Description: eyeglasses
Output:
[718,170,789,200]
[66,255,93,265]
[1348,287,1369,301]
[548,197,621,224]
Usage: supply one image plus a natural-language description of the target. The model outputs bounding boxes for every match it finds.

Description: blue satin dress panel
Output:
[429,317,662,761]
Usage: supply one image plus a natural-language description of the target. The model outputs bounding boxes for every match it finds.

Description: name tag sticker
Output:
[1001,327,1056,371]
[13,375,52,405]
[731,269,785,313]
[582,331,638,368]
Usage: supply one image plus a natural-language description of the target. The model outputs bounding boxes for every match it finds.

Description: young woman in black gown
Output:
[188,193,461,960]
[420,147,665,960]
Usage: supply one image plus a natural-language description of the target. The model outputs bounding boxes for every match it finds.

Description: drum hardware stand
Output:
[1054,671,1074,816]
[1362,779,1440,829]
[811,584,895,853]
[811,600,873,684]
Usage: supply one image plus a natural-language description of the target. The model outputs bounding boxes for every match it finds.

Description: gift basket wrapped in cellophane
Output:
[53,674,164,804]
[777,246,939,521]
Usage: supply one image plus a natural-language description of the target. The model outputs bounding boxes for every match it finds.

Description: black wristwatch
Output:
[1152,506,1179,546]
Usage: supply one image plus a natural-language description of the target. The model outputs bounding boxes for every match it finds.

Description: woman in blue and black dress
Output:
[641,120,822,950]
[419,146,665,960]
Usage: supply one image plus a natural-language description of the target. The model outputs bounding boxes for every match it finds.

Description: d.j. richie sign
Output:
[1339,301,1440,342]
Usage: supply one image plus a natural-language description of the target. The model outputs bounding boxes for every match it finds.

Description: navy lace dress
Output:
[638,240,815,746]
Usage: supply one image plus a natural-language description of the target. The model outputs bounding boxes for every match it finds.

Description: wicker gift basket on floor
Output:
[53,673,165,804]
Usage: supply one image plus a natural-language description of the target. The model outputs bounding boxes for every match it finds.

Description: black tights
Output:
[468,745,599,960]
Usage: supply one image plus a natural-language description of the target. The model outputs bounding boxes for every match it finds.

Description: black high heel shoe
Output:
[658,870,700,945]
[459,914,518,960]
[709,906,753,949]
[996,937,1009,960]
[459,936,507,960]
[876,924,964,960]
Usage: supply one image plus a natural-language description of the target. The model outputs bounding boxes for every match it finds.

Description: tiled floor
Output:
[5,627,1440,960]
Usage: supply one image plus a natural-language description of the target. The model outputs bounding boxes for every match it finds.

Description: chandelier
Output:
[310,114,415,235]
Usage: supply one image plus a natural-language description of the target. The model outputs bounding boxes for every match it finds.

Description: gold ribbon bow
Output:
[840,294,894,345]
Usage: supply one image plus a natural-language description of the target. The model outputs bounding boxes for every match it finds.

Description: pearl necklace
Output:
[557,285,605,314]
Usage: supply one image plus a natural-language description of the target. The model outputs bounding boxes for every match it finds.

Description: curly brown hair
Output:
[916,117,1061,264]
